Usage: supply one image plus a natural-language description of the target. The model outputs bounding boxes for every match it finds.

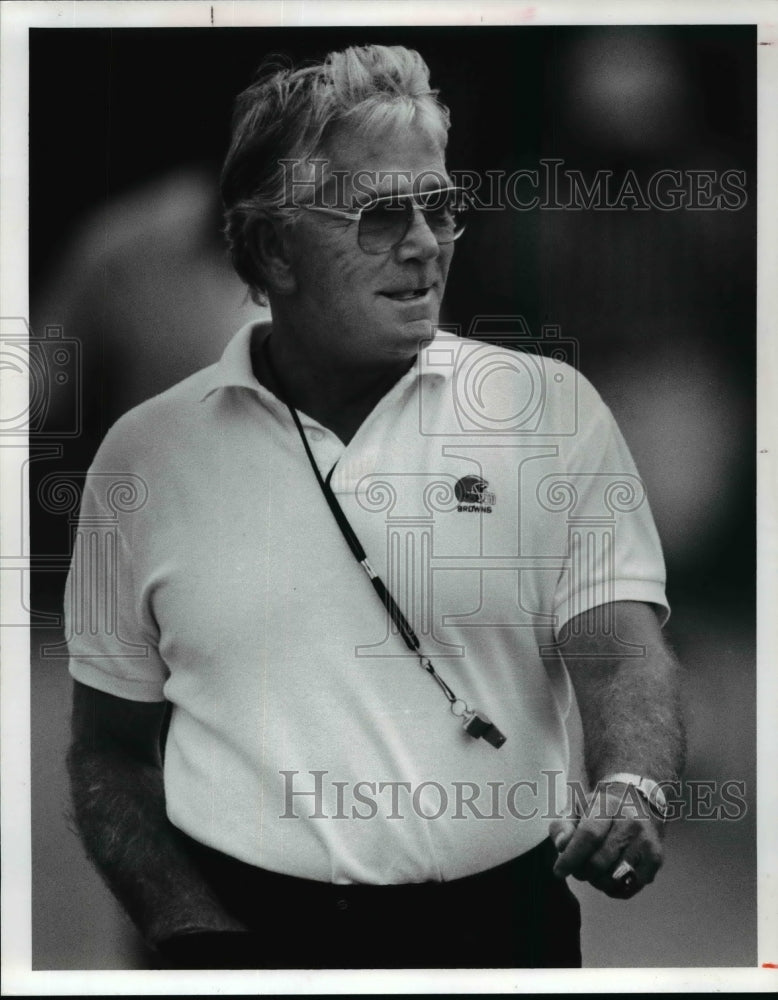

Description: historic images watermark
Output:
[279,769,747,823]
[278,159,748,212]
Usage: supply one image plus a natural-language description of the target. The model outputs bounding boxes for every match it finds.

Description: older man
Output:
[66,44,684,970]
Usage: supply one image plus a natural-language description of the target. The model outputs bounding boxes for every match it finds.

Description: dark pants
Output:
[178,832,582,969]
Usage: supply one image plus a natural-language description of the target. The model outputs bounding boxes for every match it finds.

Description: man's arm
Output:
[67,680,248,951]
[549,600,686,896]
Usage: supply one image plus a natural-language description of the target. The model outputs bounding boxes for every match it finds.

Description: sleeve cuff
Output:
[69,658,167,703]
[554,581,670,636]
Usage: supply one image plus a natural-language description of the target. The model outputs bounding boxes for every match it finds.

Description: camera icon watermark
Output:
[0,317,82,438]
[419,316,579,436]
[1,316,86,627]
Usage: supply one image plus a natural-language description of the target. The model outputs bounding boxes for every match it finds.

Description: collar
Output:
[198,321,269,401]
[198,320,453,403]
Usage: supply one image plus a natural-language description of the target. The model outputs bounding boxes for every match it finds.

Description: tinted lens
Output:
[357,189,470,253]
[418,189,470,243]
[357,197,412,253]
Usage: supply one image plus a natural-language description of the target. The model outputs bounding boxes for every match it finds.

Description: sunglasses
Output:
[302,185,471,254]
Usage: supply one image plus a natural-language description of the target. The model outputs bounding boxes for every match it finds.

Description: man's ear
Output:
[248,215,297,296]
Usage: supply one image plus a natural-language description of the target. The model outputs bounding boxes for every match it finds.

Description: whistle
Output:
[462,710,507,749]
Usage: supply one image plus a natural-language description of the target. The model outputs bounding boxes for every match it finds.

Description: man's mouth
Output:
[381,287,431,301]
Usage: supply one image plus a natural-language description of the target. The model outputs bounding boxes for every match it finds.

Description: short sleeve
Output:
[65,452,169,702]
[551,388,670,633]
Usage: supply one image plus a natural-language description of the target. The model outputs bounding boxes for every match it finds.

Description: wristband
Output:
[598,772,668,820]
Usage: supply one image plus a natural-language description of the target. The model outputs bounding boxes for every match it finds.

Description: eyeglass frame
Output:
[299,184,471,254]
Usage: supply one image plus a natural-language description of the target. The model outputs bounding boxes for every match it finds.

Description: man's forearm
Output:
[570,649,685,784]
[562,602,686,785]
[67,742,246,947]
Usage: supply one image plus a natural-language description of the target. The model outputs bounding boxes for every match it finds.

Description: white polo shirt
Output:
[66,321,669,884]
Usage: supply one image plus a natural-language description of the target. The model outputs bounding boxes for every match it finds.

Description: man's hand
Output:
[549,783,664,898]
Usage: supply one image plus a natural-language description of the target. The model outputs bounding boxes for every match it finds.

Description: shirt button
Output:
[336,898,349,911]
[310,429,324,442]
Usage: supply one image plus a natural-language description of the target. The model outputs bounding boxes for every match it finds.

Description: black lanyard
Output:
[263,340,506,750]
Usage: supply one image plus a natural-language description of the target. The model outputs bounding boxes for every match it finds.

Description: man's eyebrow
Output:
[365,180,456,202]
[418,176,454,193]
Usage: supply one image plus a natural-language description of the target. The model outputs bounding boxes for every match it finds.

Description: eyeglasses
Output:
[301,185,471,254]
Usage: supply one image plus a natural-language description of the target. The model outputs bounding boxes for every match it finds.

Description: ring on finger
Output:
[611,859,638,891]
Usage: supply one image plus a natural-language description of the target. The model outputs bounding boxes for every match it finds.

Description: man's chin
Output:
[393,316,438,344]
[377,320,435,364]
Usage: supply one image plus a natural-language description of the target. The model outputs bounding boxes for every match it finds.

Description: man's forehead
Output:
[322,122,449,187]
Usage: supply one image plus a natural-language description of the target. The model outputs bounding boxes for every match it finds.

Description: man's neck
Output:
[252,328,416,446]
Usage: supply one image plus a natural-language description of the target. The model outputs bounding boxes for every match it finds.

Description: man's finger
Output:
[631,837,663,885]
[589,859,643,899]
[573,816,637,882]
[552,816,613,878]
[577,836,626,882]
[548,817,577,855]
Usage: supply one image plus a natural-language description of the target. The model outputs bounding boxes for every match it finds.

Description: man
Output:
[66,44,685,969]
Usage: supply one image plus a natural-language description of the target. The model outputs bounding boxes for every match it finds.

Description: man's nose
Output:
[395,207,440,261]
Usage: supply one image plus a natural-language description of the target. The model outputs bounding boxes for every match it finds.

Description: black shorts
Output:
[177,831,582,969]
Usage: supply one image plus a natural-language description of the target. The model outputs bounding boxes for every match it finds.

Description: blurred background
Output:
[28,25,756,968]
